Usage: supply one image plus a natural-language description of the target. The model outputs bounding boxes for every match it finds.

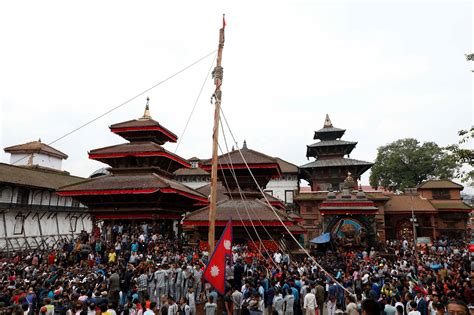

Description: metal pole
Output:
[208,15,226,252]
[410,194,417,258]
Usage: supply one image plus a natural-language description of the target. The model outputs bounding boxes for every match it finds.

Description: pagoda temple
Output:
[300,114,373,191]
[183,141,305,244]
[58,99,207,237]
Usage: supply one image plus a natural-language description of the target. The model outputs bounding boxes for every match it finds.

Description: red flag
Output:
[203,219,232,294]
[222,14,226,29]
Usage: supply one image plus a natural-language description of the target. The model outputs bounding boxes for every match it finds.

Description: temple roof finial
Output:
[142,97,151,119]
[323,114,333,128]
[242,140,247,149]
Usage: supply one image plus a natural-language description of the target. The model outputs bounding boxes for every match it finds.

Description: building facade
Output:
[174,142,300,207]
[0,140,91,254]
[183,144,305,247]
[295,179,472,246]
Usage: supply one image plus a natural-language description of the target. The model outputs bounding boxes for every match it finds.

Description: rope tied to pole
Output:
[212,66,224,84]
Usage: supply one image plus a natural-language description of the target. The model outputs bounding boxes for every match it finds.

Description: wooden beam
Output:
[208,16,226,252]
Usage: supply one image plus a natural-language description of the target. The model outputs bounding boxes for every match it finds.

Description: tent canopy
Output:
[310,232,331,244]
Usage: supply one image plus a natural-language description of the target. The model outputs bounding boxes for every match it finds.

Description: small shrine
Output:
[318,173,379,248]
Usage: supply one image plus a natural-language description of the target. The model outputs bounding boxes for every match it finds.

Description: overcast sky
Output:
[0,0,472,190]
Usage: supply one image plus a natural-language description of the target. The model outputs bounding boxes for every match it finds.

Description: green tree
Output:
[444,127,474,185]
[370,138,459,191]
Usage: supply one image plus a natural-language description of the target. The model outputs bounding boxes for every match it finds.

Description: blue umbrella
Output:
[310,233,331,244]
[430,263,442,270]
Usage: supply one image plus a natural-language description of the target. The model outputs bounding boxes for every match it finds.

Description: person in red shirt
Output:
[48,251,56,265]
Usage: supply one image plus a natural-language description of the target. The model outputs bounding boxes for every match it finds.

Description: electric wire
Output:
[164,53,217,174]
[215,120,277,266]
[216,141,276,266]
[220,107,353,296]
[216,144,267,261]
[218,118,287,256]
[10,49,217,166]
[172,54,217,155]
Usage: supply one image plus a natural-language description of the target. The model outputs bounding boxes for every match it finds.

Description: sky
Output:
[0,0,472,191]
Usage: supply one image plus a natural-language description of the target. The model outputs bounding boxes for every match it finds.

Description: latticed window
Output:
[432,189,450,200]
[70,216,78,232]
[285,190,294,204]
[13,214,25,235]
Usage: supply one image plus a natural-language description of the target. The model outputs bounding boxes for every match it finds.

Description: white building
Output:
[263,158,299,205]
[174,150,299,206]
[4,139,67,170]
[0,140,92,254]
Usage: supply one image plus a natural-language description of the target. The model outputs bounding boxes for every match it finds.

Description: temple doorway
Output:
[396,220,414,242]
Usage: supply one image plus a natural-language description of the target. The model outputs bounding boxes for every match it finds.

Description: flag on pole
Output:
[203,219,232,294]
[223,14,226,29]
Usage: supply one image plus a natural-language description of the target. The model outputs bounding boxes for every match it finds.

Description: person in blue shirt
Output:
[131,241,138,253]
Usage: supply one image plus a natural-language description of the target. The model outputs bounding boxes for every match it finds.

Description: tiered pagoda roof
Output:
[300,114,373,191]
[182,199,294,227]
[58,99,206,217]
[200,141,281,190]
[184,141,301,231]
[109,104,178,145]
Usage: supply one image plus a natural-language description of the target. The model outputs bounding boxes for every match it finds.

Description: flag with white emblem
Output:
[203,219,232,294]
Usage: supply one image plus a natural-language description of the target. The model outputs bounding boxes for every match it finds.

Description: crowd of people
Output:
[0,222,472,315]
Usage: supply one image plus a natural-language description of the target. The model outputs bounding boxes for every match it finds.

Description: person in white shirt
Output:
[303,285,317,315]
[395,295,405,315]
[186,287,196,315]
[155,265,167,307]
[407,301,421,315]
[345,295,358,315]
[168,296,179,315]
[273,251,282,264]
[232,287,243,315]
[179,297,191,315]
[204,295,217,315]
[273,290,285,315]
[428,294,439,315]
[143,302,156,315]
[284,289,295,315]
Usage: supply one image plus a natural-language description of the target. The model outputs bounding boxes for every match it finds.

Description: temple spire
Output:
[323,114,333,128]
[242,140,247,149]
[142,97,151,119]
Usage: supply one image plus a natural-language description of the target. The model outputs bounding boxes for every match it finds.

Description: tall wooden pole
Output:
[208,15,226,252]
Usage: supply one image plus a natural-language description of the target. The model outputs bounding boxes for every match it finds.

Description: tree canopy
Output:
[369,138,459,191]
[444,127,474,185]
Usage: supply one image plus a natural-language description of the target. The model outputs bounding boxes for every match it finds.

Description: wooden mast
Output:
[208,15,226,251]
